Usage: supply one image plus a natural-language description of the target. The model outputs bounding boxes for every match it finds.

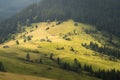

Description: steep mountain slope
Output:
[0,0,120,43]
[0,0,41,22]
[0,20,120,80]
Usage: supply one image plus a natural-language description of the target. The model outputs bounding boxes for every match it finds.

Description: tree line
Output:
[25,53,120,80]
[55,57,120,80]
[82,42,120,59]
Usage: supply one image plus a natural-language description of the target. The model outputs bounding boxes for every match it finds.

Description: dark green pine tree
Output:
[26,53,30,61]
[0,62,6,72]
[72,58,81,72]
[50,53,54,60]
[56,57,60,64]
[39,58,43,64]
[61,62,70,70]
[89,65,93,74]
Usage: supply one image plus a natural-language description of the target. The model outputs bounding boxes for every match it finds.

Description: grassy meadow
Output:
[0,20,120,80]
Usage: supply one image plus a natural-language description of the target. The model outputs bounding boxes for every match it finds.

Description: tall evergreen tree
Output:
[50,53,54,60]
[0,62,6,72]
[26,53,30,61]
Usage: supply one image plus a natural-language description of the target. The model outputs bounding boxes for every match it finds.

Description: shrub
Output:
[47,39,52,43]
[16,40,19,45]
[56,47,64,50]
[74,23,78,26]
[46,27,50,30]
[63,35,71,41]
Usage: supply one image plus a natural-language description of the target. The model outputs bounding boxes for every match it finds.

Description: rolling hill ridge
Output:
[0,0,120,80]
[0,20,120,80]
[0,0,120,43]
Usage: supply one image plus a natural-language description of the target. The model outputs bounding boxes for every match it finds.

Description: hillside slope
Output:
[0,20,120,80]
[0,72,51,80]
[0,0,120,43]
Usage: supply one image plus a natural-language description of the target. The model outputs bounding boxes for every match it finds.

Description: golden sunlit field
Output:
[0,20,119,80]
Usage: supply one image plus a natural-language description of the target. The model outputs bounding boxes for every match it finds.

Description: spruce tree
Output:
[50,53,54,60]
[57,57,60,64]
[72,58,81,72]
[39,58,43,64]
[26,53,30,61]
[0,62,6,72]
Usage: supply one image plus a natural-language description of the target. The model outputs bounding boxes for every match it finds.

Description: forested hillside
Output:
[0,0,120,43]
